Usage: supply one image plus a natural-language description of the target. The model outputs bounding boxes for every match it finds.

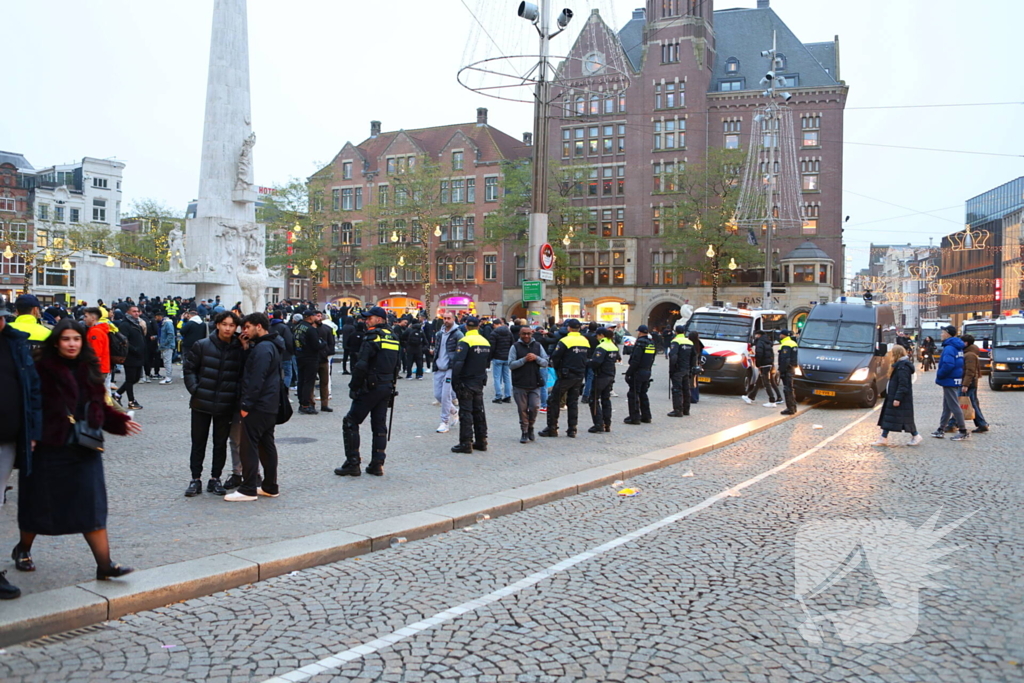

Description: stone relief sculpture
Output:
[216,221,243,275]
[235,132,256,192]
[241,222,265,259]
[237,257,268,314]
[168,227,187,271]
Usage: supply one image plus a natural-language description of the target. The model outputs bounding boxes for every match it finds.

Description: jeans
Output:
[117,366,141,403]
[747,365,780,402]
[938,385,966,432]
[282,358,295,388]
[433,369,458,424]
[582,367,594,399]
[238,410,278,496]
[946,384,987,429]
[160,348,174,380]
[492,359,512,399]
[540,382,548,409]
[190,411,231,479]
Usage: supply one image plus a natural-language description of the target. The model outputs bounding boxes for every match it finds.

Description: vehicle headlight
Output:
[725,354,744,364]
[850,367,870,382]
[995,363,1008,371]
[794,365,803,376]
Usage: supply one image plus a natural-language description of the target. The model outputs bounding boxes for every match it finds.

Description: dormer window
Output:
[725,57,739,74]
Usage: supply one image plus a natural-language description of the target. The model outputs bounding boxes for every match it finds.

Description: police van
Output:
[683,304,788,393]
[987,315,1024,390]
[962,319,996,374]
[793,298,895,407]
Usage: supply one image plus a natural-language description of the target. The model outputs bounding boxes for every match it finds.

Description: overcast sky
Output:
[3,0,1021,273]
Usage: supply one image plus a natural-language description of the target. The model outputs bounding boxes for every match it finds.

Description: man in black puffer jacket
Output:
[183,311,245,497]
[489,320,513,403]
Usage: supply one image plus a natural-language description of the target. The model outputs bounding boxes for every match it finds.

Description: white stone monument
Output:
[174,0,276,313]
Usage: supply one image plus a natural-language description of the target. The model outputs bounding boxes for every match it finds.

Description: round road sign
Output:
[539,243,555,270]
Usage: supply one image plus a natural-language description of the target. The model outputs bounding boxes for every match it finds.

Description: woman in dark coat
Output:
[874,345,921,446]
[13,319,142,580]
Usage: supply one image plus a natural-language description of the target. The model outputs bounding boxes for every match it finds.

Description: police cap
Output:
[565,318,581,329]
[365,306,388,320]
[464,315,480,326]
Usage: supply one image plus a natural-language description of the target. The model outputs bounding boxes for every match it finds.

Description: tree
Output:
[659,148,760,303]
[262,175,335,304]
[483,159,598,320]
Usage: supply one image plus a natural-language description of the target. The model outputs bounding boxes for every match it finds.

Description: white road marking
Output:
[264,404,883,683]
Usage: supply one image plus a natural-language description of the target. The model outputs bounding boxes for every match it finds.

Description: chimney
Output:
[370,120,381,138]
[476,107,488,126]
[757,0,770,7]
[632,7,645,20]
[523,132,533,146]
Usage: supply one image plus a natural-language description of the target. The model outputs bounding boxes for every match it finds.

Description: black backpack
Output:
[108,327,129,364]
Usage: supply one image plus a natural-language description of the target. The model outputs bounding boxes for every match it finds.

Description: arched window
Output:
[725,57,739,74]
[589,94,600,115]
[436,255,445,281]
[465,255,476,282]
[455,256,466,281]
[575,96,585,116]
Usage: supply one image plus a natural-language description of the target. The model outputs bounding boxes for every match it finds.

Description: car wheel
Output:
[741,371,753,395]
[989,374,1002,391]
[860,383,878,408]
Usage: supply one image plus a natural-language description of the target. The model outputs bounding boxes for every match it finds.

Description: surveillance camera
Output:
[557,8,573,28]
[760,50,772,57]
[780,92,792,101]
[518,1,539,22]
[765,71,775,80]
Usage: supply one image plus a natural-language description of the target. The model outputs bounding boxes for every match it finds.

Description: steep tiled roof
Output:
[0,151,34,170]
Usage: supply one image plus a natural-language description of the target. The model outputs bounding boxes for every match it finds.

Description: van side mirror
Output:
[874,346,887,357]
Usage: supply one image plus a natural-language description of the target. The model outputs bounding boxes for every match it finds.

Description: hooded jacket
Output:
[878,356,916,433]
[962,343,981,388]
[1,324,41,473]
[239,332,284,414]
[935,335,965,387]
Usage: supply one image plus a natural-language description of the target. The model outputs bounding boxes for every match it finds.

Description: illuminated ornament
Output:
[390,230,399,243]
[694,219,702,231]
[389,266,398,278]
[310,260,317,271]
[2,244,12,259]
[356,269,362,279]
[398,254,406,267]
[728,257,738,270]
[562,235,571,247]
[45,248,52,260]
[293,222,301,233]
[433,225,442,237]
[292,266,299,275]
[706,245,715,258]
[105,255,115,267]
[61,257,72,271]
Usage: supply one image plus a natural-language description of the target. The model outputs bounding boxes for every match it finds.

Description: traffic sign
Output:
[522,280,543,302]
[539,243,555,270]
[539,269,553,281]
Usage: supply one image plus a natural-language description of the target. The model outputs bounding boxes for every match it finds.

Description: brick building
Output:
[527,0,848,328]
[0,152,35,304]
[306,111,531,316]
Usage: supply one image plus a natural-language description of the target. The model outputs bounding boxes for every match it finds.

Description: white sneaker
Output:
[908,434,923,446]
[436,422,449,433]
[741,396,754,405]
[160,378,172,385]
[870,437,889,446]
[762,402,777,408]
[224,491,257,502]
[449,415,459,428]
[431,400,441,406]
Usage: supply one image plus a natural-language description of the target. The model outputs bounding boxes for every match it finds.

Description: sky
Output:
[3,0,1021,274]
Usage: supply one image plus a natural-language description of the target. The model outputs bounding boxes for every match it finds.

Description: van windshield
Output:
[799,320,876,353]
[687,314,751,342]
[964,323,995,345]
[994,325,1024,347]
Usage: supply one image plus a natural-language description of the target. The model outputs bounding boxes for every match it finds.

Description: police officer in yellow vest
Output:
[450,316,492,453]
[624,325,657,424]
[667,323,697,417]
[164,298,179,318]
[10,294,51,351]
[587,327,620,433]
[540,319,590,438]
[334,307,400,477]
[777,329,799,415]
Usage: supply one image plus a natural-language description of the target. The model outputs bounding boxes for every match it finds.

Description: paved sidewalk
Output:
[0,363,778,596]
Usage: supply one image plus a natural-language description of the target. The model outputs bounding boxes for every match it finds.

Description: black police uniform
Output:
[625,335,656,423]
[450,328,492,452]
[540,329,590,437]
[293,319,322,411]
[587,338,620,432]
[336,323,400,476]
[667,332,696,417]
[777,335,799,414]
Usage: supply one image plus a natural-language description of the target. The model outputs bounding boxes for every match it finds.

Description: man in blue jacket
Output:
[932,325,968,441]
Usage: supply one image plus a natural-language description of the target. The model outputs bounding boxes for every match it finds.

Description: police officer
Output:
[667,323,696,417]
[587,327,620,433]
[778,329,799,415]
[624,325,656,425]
[334,307,400,477]
[293,310,322,415]
[539,318,590,438]
[10,294,51,351]
[450,316,492,453]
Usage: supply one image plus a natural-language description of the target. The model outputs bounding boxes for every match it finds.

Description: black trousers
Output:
[296,357,318,408]
[406,347,424,377]
[343,383,393,463]
[670,371,692,414]
[190,410,231,479]
[626,371,652,421]
[747,365,780,402]
[589,376,614,428]
[317,361,331,408]
[238,410,278,496]
[781,370,797,412]
[547,376,583,430]
[117,366,141,402]
[456,383,487,445]
[341,347,350,373]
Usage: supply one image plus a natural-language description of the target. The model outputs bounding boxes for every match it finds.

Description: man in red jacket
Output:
[83,307,112,392]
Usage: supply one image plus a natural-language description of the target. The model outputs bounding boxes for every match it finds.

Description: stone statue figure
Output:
[237,256,268,314]
[241,222,265,259]
[677,304,694,326]
[216,221,243,275]
[235,132,256,192]
[167,227,187,271]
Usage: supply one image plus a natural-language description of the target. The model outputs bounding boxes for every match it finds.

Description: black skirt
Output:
[18,443,108,535]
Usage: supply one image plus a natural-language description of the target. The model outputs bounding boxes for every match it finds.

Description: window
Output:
[619,93,627,113]
[574,140,585,157]
[588,169,599,196]
[725,57,739,73]
[723,119,741,149]
[803,130,820,147]
[341,222,356,245]
[588,140,598,155]
[440,181,449,204]
[661,0,679,17]
[602,167,613,196]
[617,165,625,195]
[70,208,80,223]
[793,265,816,283]
[466,216,476,241]
[397,157,407,174]
[452,151,464,170]
[92,177,108,189]
[604,93,615,114]
[1,254,25,276]
[450,217,465,241]
[562,141,572,158]
[331,223,340,245]
[0,197,15,212]
[661,42,679,64]
[37,204,49,220]
[575,95,585,116]
[719,80,743,91]
[485,177,499,202]
[654,82,683,109]
[354,188,363,210]
[653,162,678,193]
[378,184,389,206]
[801,159,821,192]
[92,199,106,222]
[589,94,600,115]
[342,188,353,210]
[603,137,614,154]
[396,187,409,206]
[451,179,465,203]
[777,74,799,87]
[802,175,819,192]
[802,204,820,235]
[5,222,27,242]
[802,115,821,147]
[378,222,388,244]
[483,254,497,281]
[652,251,675,285]
[342,161,352,180]
[386,158,396,175]
[36,265,75,288]
[313,192,324,212]
[467,178,475,203]
[332,188,340,211]
[653,206,662,235]
[55,205,65,222]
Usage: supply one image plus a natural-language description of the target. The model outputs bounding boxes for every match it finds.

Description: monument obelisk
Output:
[175,0,272,313]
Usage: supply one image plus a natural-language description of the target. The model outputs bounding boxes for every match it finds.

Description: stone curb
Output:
[0,402,813,647]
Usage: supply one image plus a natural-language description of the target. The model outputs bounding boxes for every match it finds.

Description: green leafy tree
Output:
[262,175,335,304]
[659,148,760,302]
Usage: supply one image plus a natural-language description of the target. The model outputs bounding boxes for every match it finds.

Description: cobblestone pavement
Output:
[2,362,766,596]
[0,377,1020,682]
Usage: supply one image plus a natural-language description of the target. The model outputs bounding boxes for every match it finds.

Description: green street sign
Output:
[522,280,543,303]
